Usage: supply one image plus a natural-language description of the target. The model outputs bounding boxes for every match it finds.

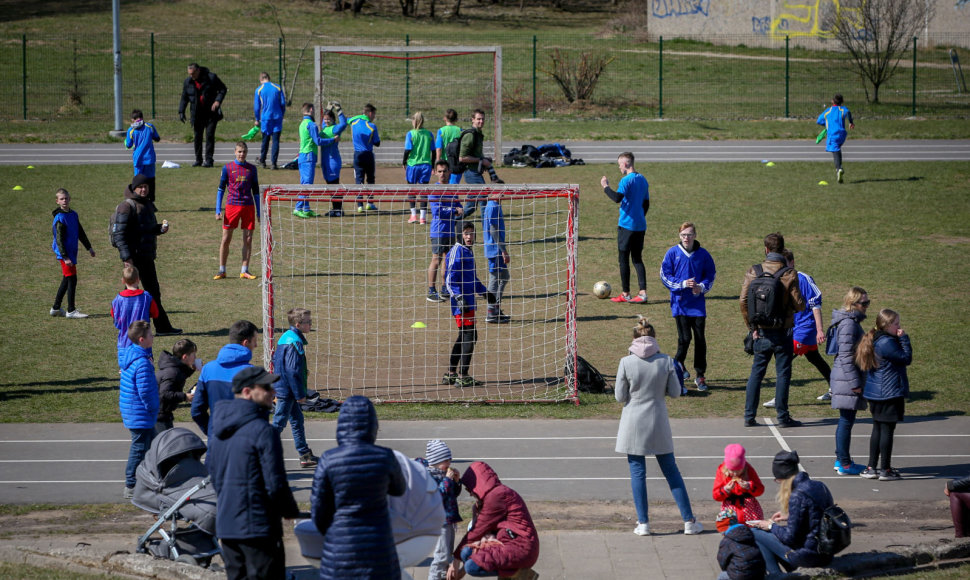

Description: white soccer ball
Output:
[593,281,612,299]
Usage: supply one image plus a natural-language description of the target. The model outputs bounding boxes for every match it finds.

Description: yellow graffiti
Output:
[769,0,862,40]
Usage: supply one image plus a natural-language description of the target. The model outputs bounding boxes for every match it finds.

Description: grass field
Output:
[1,157,968,423]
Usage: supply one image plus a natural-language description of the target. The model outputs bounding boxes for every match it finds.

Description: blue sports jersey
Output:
[429,193,461,239]
[817,105,853,152]
[616,172,649,231]
[482,200,505,259]
[350,116,380,152]
[792,271,823,344]
[320,112,348,182]
[659,242,716,318]
[254,82,286,134]
[125,122,160,177]
[444,243,487,316]
[51,209,81,262]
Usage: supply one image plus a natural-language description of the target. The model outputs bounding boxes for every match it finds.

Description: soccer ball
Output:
[593,281,612,299]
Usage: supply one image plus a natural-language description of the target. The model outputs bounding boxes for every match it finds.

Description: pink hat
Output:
[724,443,746,471]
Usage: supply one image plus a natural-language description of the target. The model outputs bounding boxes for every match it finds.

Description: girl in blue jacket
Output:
[855,308,912,482]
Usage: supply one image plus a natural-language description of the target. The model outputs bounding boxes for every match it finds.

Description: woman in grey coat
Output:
[615,315,703,536]
[829,287,869,476]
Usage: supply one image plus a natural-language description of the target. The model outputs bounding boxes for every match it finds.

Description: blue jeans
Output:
[744,328,794,422]
[835,409,858,465]
[462,170,486,216]
[627,453,695,524]
[260,131,281,165]
[272,397,310,455]
[126,428,155,488]
[460,546,497,577]
[751,527,793,575]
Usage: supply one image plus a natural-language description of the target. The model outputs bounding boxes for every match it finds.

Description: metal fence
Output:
[1,31,968,124]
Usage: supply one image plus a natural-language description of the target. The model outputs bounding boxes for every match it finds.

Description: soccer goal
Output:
[314,45,502,163]
[260,184,579,404]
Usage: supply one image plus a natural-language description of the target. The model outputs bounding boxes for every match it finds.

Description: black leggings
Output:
[449,324,477,377]
[832,150,843,171]
[618,251,646,295]
[868,419,897,471]
[53,274,78,312]
[674,316,706,376]
[800,348,831,383]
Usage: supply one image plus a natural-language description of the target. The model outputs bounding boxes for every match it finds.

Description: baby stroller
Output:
[132,427,220,567]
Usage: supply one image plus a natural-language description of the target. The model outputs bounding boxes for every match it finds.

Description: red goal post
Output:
[260,184,579,404]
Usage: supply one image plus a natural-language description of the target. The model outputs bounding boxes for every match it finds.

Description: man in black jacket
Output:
[178,63,227,168]
[111,175,180,335]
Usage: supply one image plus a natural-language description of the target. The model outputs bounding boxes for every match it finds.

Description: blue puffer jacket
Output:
[272,328,307,400]
[119,344,159,429]
[311,396,406,580]
[191,343,253,435]
[863,332,912,401]
[717,523,766,580]
[206,397,299,540]
[772,471,834,569]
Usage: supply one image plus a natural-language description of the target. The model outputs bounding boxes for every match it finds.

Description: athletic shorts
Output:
[487,256,508,274]
[793,340,818,356]
[224,205,256,230]
[454,311,476,328]
[58,259,77,276]
[617,227,645,253]
[432,237,456,255]
[406,164,432,184]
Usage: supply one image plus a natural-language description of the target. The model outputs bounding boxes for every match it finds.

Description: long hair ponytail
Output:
[855,308,899,371]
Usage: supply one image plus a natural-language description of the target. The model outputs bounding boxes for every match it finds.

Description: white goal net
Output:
[260,184,579,403]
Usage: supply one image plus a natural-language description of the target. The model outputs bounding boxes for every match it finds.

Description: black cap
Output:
[131,174,151,190]
[772,450,800,480]
[232,366,279,393]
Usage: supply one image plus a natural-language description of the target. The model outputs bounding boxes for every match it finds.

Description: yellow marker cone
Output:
[26,165,35,169]
[12,185,23,190]
[818,181,829,186]
[411,321,427,329]
[766,162,775,167]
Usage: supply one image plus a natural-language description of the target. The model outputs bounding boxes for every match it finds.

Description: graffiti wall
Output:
[645,0,970,48]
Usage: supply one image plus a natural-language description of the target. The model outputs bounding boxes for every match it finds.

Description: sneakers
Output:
[356,205,365,213]
[817,391,833,401]
[408,215,419,224]
[304,209,319,218]
[879,468,902,481]
[202,160,214,168]
[694,377,708,391]
[442,372,458,385]
[776,417,802,428]
[240,272,257,280]
[633,522,650,536]
[628,294,647,304]
[682,369,691,380]
[837,168,844,183]
[258,160,267,169]
[294,210,313,218]
[610,294,630,303]
[419,217,427,225]
[427,289,446,303]
[65,310,89,319]
[744,419,760,427]
[365,203,378,211]
[833,459,842,471]
[325,209,343,217]
[860,467,880,479]
[837,462,866,476]
[300,452,319,469]
[763,398,776,408]
[486,311,511,324]
[684,519,704,535]
[213,272,227,280]
[123,486,134,499]
[49,308,65,317]
[454,376,482,388]
[271,163,279,171]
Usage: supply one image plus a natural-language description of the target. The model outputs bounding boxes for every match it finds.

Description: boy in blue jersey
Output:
[763,249,832,408]
[443,221,497,388]
[428,161,463,302]
[435,109,463,185]
[482,192,511,324]
[817,93,854,184]
[49,188,95,319]
[253,72,286,170]
[601,152,649,304]
[295,103,335,218]
[191,319,257,436]
[111,265,159,368]
[350,103,380,212]
[125,110,160,202]
[660,222,716,390]
[320,102,348,217]
[272,308,319,469]
[214,142,260,280]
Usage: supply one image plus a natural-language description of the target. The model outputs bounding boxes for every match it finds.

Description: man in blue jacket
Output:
[253,72,286,170]
[207,366,299,580]
[191,320,257,435]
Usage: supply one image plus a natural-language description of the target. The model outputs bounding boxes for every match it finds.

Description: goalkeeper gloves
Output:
[331,100,342,117]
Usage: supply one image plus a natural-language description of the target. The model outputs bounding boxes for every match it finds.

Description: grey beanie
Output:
[426,439,452,465]
[772,450,800,480]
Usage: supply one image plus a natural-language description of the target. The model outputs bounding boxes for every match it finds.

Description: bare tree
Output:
[541,49,615,103]
[269,3,313,107]
[825,0,934,104]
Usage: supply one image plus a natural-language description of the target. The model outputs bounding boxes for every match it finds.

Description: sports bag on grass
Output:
[747,264,792,328]
[816,504,852,556]
[565,355,608,394]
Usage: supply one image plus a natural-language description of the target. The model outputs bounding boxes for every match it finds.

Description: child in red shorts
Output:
[50,188,95,318]
[214,141,261,280]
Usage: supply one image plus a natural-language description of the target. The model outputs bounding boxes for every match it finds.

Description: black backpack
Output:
[816,504,852,556]
[444,128,478,176]
[565,355,608,394]
[747,264,792,328]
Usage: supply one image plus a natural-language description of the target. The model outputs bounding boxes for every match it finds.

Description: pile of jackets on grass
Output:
[503,143,584,168]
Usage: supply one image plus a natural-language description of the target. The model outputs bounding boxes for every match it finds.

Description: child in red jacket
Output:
[712,444,765,524]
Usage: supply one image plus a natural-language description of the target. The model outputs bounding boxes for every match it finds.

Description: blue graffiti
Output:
[752,16,771,35]
[652,0,710,19]
[777,18,790,31]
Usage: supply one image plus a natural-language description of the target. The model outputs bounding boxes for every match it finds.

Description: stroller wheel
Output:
[175,554,198,566]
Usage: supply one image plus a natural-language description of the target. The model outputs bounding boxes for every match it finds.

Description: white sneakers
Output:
[49,308,65,317]
[633,522,650,536]
[684,519,704,535]
[763,398,776,408]
[65,310,89,319]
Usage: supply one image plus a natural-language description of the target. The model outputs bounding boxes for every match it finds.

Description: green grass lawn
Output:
[1,159,968,422]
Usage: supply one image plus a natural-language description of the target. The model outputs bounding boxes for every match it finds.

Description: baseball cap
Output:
[232,366,279,393]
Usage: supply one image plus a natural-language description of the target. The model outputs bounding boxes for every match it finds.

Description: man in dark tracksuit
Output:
[179,63,227,167]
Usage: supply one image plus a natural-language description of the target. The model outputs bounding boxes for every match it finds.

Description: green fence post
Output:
[278,37,283,90]
[21,34,27,120]
[405,35,410,117]
[785,36,790,118]
[532,35,537,119]
[150,33,156,118]
[912,36,917,116]
[658,36,663,119]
